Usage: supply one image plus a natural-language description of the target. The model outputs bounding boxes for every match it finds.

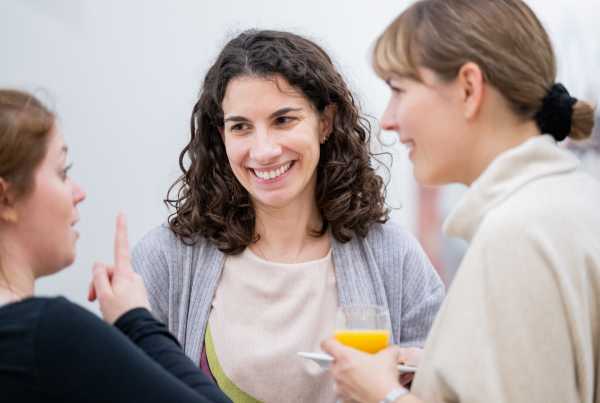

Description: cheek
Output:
[293,136,320,169]
[394,99,420,133]
[224,140,246,168]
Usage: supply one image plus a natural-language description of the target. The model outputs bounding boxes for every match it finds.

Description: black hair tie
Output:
[534,83,577,142]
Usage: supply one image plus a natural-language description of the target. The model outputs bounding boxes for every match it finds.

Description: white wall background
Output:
[1,0,598,313]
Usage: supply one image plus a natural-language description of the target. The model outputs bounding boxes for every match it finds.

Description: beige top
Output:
[412,136,600,402]
[208,247,338,403]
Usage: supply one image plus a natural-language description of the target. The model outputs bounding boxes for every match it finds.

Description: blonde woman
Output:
[322,1,600,402]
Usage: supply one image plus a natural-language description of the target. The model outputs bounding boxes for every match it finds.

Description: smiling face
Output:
[221,75,331,211]
[12,127,86,276]
[380,68,472,185]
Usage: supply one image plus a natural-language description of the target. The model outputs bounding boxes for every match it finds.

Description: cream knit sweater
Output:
[413,135,600,402]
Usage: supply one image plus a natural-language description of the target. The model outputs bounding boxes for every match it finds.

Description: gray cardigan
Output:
[132,221,445,361]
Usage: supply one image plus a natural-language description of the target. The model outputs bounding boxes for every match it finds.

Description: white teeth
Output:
[253,162,292,180]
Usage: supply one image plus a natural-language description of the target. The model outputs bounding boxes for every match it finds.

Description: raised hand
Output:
[89,213,150,324]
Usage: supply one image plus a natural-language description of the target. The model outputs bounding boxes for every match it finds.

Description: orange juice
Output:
[334,330,390,353]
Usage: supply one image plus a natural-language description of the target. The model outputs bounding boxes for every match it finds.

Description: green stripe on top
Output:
[205,324,263,403]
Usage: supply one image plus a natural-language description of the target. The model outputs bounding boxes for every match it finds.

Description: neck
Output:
[0,237,36,304]
[252,194,328,263]
[462,118,541,186]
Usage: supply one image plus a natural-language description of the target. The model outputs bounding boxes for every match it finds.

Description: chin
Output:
[256,197,292,209]
[56,252,77,273]
[38,262,71,279]
[252,190,297,208]
[414,171,435,186]
[414,166,446,187]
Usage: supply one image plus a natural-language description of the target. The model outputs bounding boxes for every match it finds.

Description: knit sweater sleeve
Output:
[132,224,174,323]
[368,222,445,347]
[397,230,445,346]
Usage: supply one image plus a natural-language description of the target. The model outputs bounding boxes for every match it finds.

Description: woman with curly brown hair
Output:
[133,30,444,403]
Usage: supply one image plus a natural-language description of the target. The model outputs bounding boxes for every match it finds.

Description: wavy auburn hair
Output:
[166,30,388,254]
[0,89,54,287]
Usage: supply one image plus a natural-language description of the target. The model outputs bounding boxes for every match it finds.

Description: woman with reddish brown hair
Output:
[0,89,230,403]
[322,1,600,402]
[133,29,444,402]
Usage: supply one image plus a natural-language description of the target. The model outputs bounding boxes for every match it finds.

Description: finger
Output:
[92,263,113,299]
[88,262,103,301]
[114,212,131,271]
[321,339,349,360]
[88,265,116,302]
[88,280,96,302]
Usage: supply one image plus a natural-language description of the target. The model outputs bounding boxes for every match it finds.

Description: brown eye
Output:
[230,123,250,132]
[275,116,295,125]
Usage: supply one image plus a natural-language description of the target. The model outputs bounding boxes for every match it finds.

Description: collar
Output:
[443,135,579,242]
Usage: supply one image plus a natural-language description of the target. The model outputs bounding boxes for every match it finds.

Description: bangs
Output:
[372,8,423,82]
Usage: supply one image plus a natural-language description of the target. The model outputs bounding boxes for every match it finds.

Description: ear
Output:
[0,178,18,223]
[319,104,336,144]
[217,126,224,139]
[457,62,485,120]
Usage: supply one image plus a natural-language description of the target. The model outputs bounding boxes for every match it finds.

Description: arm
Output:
[460,230,579,402]
[132,224,173,323]
[114,307,227,402]
[324,225,580,402]
[413,226,581,403]
[397,234,445,346]
[369,224,444,346]
[35,298,231,403]
[89,215,227,399]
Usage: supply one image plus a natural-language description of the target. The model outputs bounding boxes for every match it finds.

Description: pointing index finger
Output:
[114,212,131,271]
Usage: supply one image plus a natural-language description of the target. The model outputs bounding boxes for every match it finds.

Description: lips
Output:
[250,161,294,180]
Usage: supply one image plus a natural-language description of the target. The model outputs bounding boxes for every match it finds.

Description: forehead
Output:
[43,125,67,161]
[222,75,308,113]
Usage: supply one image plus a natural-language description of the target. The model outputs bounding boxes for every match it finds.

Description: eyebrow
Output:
[386,77,407,85]
[223,107,303,124]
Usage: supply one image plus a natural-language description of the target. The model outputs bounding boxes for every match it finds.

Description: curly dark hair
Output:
[166,29,389,254]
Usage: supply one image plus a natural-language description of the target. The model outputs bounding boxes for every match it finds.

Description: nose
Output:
[380,99,399,132]
[249,128,282,163]
[72,181,86,205]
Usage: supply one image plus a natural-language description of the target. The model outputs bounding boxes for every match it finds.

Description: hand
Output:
[89,213,150,324]
[322,339,405,403]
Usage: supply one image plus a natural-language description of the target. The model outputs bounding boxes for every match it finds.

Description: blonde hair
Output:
[373,0,595,140]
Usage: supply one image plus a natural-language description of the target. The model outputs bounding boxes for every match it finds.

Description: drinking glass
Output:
[334,305,391,354]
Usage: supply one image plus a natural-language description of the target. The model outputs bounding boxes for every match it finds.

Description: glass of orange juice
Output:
[334,305,391,354]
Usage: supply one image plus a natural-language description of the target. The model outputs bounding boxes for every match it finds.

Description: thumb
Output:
[92,263,113,300]
[321,338,350,360]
